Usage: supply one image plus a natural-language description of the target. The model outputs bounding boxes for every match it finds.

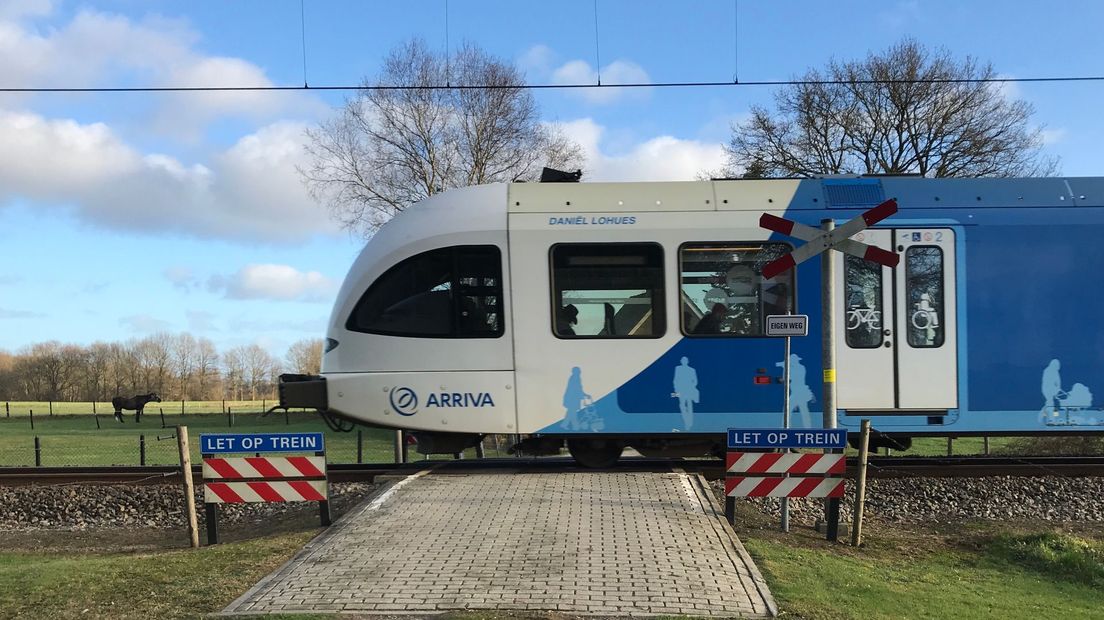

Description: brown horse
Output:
[111,393,161,423]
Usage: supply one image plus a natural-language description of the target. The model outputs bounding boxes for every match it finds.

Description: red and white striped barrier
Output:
[203,456,326,480]
[202,456,328,504]
[726,452,845,476]
[205,480,327,503]
[725,476,844,498]
[725,452,846,498]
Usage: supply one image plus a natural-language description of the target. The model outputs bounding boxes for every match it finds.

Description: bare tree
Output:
[23,342,68,401]
[172,334,198,400]
[134,334,173,396]
[194,338,220,400]
[285,338,324,375]
[241,344,276,401]
[302,38,584,237]
[0,350,16,398]
[83,343,112,401]
[222,346,246,401]
[721,39,1057,179]
[106,342,135,397]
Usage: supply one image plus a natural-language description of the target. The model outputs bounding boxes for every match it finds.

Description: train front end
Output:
[277,184,517,454]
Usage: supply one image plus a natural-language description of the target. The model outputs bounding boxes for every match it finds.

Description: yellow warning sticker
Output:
[823,369,836,383]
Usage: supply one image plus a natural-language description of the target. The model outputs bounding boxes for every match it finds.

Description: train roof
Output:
[507,176,1104,213]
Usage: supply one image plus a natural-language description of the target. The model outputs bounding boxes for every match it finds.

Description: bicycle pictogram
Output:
[846,306,881,331]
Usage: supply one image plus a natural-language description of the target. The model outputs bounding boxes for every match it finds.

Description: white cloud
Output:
[0,0,53,21]
[550,58,651,104]
[164,266,198,290]
[186,310,218,332]
[556,118,726,182]
[208,264,338,302]
[518,44,555,77]
[0,111,337,242]
[1040,128,1067,145]
[0,9,323,135]
[120,314,172,333]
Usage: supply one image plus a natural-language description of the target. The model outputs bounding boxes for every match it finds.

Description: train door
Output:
[836,228,958,411]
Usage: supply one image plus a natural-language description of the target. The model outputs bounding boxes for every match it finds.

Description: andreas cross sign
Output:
[760,199,900,279]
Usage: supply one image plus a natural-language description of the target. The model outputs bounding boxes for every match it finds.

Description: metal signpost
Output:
[199,432,330,545]
[764,314,808,531]
[759,198,899,541]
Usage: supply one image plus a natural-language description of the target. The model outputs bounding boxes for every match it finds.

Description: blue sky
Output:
[2,0,1102,358]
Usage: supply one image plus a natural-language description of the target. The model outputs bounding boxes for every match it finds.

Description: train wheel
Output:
[567,438,623,468]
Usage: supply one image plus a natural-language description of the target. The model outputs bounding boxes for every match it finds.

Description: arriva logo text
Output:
[426,392,495,407]
[389,387,495,416]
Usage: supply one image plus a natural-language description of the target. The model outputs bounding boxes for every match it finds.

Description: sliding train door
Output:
[836,228,958,411]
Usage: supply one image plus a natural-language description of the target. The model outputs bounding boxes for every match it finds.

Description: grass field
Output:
[735,505,1104,619]
[0,530,318,619]
[0,411,513,466]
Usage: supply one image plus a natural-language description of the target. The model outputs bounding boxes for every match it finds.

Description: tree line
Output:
[0,334,323,402]
[302,38,1055,242]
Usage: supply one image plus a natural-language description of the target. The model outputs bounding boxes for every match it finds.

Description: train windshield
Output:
[346,245,503,338]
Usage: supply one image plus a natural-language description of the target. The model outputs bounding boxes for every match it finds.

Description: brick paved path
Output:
[224,471,776,617]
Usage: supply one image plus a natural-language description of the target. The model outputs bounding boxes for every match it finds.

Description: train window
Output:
[679,242,793,337]
[845,255,884,348]
[550,243,665,338]
[905,246,944,348]
[345,246,504,338]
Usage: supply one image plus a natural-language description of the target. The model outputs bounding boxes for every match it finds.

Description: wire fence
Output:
[0,409,517,467]
[2,399,285,417]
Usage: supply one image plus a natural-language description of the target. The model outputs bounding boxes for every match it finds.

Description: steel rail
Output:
[0,455,1101,485]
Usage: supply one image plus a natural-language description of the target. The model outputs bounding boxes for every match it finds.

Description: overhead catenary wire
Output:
[3,74,1104,93]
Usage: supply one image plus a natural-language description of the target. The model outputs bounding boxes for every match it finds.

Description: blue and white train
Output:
[278,175,1104,466]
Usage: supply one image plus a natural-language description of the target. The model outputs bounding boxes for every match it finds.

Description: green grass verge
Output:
[988,532,1104,588]
[739,518,1104,619]
[0,530,317,619]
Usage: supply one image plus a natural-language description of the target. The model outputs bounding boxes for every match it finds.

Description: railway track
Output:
[0,455,1102,485]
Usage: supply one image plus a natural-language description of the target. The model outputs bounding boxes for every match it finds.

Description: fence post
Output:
[852,419,872,547]
[29,409,34,430]
[227,407,233,428]
[94,412,100,429]
[946,437,953,456]
[181,399,185,416]
[262,399,266,412]
[140,435,146,466]
[34,436,41,467]
[221,399,226,414]
[92,401,96,415]
[177,426,199,548]
[160,408,166,429]
[984,436,990,455]
[49,400,53,416]
[394,430,404,464]
[357,430,363,464]
[284,408,289,425]
[5,401,8,417]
